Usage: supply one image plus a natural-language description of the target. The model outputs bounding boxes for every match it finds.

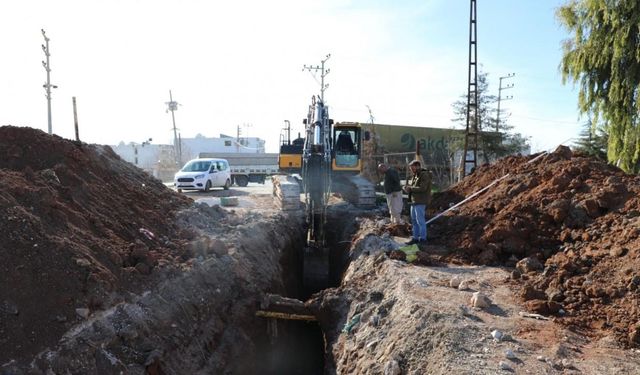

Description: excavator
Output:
[273,96,375,291]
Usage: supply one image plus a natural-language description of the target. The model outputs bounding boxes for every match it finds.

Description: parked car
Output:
[174,158,231,192]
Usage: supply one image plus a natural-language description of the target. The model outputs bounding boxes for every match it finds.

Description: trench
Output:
[250,208,359,375]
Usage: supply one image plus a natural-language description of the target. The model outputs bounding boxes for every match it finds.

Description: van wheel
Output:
[204,180,211,192]
[223,179,231,190]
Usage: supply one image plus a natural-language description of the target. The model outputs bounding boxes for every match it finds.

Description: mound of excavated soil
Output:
[430,146,640,347]
[0,126,197,363]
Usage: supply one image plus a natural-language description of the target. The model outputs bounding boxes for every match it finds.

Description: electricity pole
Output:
[41,29,57,135]
[303,54,331,102]
[460,0,479,181]
[496,73,515,132]
[165,90,180,164]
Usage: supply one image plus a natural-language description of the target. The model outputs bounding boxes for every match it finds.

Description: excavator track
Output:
[272,175,301,210]
[332,174,377,208]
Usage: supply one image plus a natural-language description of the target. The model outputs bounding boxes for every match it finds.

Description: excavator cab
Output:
[332,123,362,173]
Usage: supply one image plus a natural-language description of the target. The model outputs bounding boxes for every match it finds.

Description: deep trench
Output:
[253,209,358,375]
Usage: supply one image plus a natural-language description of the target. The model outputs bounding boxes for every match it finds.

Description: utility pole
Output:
[460,0,479,181]
[72,97,79,141]
[303,54,331,102]
[366,105,375,125]
[496,73,515,132]
[165,90,180,165]
[41,29,57,135]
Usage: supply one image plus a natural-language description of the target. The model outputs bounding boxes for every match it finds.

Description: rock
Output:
[384,359,401,375]
[516,257,543,274]
[546,301,563,314]
[491,330,504,341]
[458,280,470,291]
[520,285,547,301]
[525,300,549,315]
[609,246,628,257]
[504,349,516,359]
[498,361,512,371]
[449,276,462,288]
[510,270,521,280]
[471,292,491,308]
[75,308,90,319]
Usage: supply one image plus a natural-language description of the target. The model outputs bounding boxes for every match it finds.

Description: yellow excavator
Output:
[274,96,375,290]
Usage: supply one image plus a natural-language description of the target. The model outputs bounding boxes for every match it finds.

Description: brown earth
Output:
[428,146,640,348]
[0,126,224,365]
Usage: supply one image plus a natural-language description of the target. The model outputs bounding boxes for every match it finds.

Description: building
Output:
[179,133,265,162]
[111,133,267,182]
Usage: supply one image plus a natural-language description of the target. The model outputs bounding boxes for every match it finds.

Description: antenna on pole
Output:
[41,29,57,135]
[496,73,515,131]
[303,54,331,102]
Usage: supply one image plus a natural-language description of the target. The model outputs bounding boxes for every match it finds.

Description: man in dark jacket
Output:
[377,163,404,224]
[402,159,431,245]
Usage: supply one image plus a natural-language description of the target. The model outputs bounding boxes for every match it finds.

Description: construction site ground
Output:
[1,126,640,374]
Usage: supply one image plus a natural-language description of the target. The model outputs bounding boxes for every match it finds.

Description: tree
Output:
[573,119,608,160]
[557,0,640,173]
[451,71,529,164]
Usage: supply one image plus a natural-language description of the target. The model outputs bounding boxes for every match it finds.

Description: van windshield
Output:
[181,160,212,172]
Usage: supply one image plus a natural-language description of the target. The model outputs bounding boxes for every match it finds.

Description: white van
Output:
[174,158,232,192]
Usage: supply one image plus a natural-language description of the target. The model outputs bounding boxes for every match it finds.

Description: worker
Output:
[377,163,404,225]
[335,130,355,153]
[402,159,432,245]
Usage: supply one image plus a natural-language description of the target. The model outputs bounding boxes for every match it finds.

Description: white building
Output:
[179,133,266,161]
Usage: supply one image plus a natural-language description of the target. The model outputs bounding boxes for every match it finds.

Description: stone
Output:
[449,276,462,288]
[75,308,90,319]
[610,246,627,257]
[520,285,547,301]
[458,280,470,291]
[471,292,491,308]
[498,361,512,371]
[491,329,504,341]
[384,359,401,375]
[516,256,544,274]
[525,300,549,315]
[504,349,516,359]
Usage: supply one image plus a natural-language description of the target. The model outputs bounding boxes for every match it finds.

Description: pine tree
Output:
[558,0,640,173]
[573,120,608,160]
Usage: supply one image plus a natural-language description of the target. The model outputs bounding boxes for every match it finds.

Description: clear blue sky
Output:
[0,0,581,153]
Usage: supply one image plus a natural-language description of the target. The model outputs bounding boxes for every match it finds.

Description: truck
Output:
[198,152,279,187]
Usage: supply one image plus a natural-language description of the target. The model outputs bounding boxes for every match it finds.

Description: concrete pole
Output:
[72,97,79,141]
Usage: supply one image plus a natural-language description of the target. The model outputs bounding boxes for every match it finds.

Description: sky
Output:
[1,0,583,153]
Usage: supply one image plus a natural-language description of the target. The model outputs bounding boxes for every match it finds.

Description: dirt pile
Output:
[430,146,640,347]
[0,126,199,363]
[309,218,640,374]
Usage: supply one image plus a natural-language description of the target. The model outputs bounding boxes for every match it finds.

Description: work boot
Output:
[405,238,419,245]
